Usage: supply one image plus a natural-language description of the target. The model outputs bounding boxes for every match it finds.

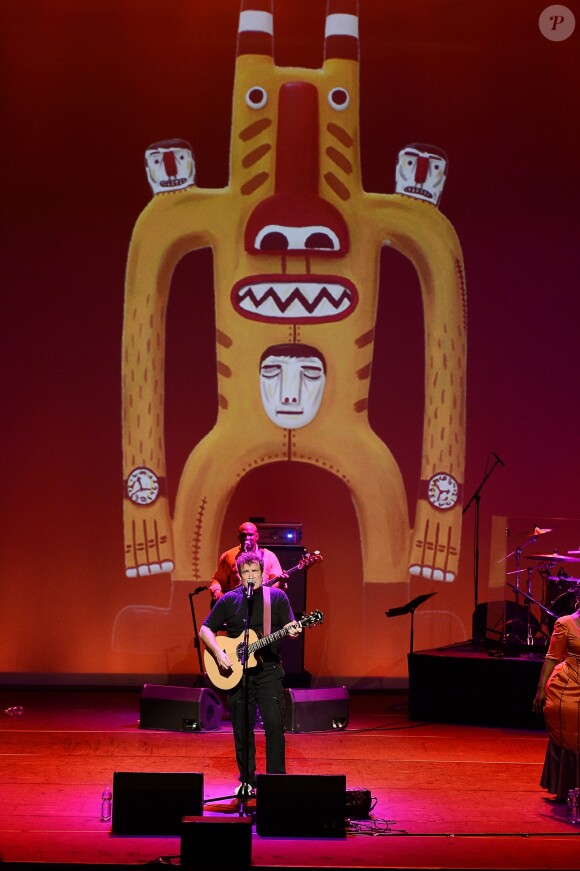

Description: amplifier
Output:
[345,787,373,819]
[256,522,302,545]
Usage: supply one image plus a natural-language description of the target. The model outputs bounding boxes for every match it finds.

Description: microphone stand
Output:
[238,581,254,817]
[463,454,503,618]
[188,585,209,686]
[207,581,256,816]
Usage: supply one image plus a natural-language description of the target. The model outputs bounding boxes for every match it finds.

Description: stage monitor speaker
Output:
[284,687,349,732]
[181,816,252,871]
[139,684,223,732]
[112,771,203,835]
[256,774,346,838]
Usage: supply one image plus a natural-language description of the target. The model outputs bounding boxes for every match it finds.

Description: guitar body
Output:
[203,629,260,691]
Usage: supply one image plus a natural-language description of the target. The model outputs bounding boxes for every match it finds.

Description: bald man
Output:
[209,521,287,602]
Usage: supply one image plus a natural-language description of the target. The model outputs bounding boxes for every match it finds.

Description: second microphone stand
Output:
[188,585,210,686]
[463,453,504,616]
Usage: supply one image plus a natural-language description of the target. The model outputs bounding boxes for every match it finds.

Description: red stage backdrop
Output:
[2,0,579,686]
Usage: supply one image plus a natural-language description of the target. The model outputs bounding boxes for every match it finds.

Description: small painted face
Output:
[239,560,263,589]
[395,145,447,205]
[145,142,195,194]
[260,354,326,429]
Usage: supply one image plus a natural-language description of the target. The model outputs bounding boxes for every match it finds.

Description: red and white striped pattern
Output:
[324,0,359,61]
[237,0,274,57]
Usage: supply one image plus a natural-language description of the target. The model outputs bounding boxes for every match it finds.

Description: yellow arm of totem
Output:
[366,192,467,583]
[122,187,225,578]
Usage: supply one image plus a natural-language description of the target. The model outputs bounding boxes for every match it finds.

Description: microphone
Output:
[246,580,254,599]
[243,539,253,552]
[193,584,208,595]
[492,452,505,466]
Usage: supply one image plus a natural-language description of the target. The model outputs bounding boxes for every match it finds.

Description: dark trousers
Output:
[229,662,286,786]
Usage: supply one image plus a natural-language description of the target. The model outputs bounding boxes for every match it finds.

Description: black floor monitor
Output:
[112,771,204,835]
[256,773,346,838]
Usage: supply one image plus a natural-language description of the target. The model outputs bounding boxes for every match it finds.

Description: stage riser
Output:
[408,647,545,728]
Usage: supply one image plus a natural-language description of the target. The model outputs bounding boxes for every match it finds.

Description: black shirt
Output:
[202,585,295,662]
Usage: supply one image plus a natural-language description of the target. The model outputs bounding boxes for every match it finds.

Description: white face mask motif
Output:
[145,140,195,195]
[395,145,447,205]
[260,349,326,429]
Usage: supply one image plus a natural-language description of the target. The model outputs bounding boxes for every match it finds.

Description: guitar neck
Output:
[247,618,305,654]
[263,562,301,588]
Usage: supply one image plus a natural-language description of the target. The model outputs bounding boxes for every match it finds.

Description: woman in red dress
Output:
[533,604,580,801]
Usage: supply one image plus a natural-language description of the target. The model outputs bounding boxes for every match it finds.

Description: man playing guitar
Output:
[200,551,302,797]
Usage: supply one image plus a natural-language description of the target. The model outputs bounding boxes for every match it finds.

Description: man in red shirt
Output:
[209,521,287,602]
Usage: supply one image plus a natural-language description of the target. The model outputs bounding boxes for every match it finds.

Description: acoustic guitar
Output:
[203,609,324,690]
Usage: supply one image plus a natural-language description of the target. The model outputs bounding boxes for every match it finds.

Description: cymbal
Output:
[548,576,580,583]
[526,553,580,563]
[506,568,539,575]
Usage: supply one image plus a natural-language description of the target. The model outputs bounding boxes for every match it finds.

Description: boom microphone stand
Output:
[237,580,255,817]
[463,452,504,615]
[188,585,209,685]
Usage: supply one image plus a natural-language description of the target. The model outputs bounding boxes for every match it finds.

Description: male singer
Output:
[209,520,287,601]
[200,551,302,797]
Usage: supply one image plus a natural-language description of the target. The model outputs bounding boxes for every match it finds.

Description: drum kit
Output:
[522,553,580,624]
[500,527,580,648]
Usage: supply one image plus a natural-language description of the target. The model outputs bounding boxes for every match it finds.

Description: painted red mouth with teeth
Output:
[231,274,358,324]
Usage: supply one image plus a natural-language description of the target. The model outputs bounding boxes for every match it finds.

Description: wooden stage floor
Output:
[1,679,580,871]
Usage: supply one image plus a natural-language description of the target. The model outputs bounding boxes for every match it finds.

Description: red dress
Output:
[540,615,580,798]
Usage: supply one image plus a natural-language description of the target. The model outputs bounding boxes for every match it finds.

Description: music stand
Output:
[386,593,436,654]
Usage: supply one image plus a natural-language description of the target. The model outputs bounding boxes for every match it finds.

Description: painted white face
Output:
[145,144,195,194]
[260,354,326,429]
[395,146,447,205]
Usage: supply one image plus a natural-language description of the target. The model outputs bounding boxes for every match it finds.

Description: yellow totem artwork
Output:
[122,0,467,587]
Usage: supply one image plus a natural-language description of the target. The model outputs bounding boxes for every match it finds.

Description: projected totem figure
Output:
[122,0,467,586]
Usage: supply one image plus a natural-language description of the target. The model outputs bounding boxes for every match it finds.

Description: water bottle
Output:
[100,786,112,822]
[4,706,24,716]
[567,788,578,824]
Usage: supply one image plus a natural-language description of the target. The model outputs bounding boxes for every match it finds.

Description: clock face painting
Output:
[427,473,459,510]
[126,468,160,506]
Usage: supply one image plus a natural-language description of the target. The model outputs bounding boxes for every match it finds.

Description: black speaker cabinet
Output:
[268,544,309,678]
[284,687,349,732]
[256,774,346,838]
[112,771,203,835]
[139,684,223,732]
[181,816,252,871]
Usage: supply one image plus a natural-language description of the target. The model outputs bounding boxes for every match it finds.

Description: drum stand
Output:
[507,581,556,635]
[502,543,545,651]
[502,544,527,647]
